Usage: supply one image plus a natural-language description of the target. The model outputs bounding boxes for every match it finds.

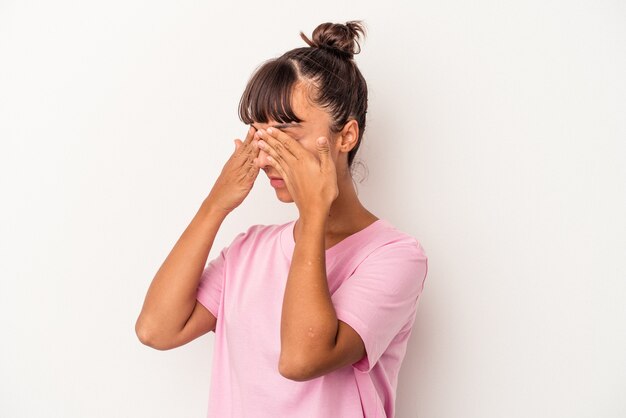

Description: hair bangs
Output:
[238,59,303,125]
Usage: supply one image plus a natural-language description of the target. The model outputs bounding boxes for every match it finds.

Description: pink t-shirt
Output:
[196,218,428,418]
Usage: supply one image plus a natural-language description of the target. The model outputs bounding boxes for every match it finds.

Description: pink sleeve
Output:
[195,231,246,318]
[331,240,428,372]
[196,246,228,318]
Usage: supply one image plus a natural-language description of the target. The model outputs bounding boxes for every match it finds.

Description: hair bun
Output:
[300,21,366,59]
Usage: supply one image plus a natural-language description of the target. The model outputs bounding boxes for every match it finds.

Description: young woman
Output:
[136,21,428,418]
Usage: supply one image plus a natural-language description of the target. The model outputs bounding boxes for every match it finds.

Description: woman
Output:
[136,20,428,418]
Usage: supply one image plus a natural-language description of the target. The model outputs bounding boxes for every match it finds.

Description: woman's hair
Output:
[238,21,368,173]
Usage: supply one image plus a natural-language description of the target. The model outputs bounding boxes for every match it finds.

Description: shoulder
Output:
[351,220,428,287]
[240,221,290,239]
[368,219,427,260]
[226,220,292,250]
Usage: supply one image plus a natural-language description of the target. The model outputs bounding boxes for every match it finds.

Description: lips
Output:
[269,177,285,188]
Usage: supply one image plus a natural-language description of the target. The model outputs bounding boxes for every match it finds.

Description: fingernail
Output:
[266,127,273,134]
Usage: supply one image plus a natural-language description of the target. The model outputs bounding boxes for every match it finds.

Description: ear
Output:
[337,119,360,153]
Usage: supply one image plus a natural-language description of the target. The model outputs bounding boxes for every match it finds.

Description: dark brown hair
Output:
[238,21,368,171]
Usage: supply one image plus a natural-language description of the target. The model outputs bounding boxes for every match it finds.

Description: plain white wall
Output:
[1,1,624,417]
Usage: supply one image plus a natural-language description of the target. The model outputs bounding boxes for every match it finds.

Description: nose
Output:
[256,148,272,169]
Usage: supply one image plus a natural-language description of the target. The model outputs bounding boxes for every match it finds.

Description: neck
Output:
[299,166,375,235]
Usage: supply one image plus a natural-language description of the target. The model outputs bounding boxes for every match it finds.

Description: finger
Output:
[316,136,331,168]
[258,127,301,160]
[236,126,260,160]
[266,154,287,182]
[256,139,285,166]
[247,156,261,178]
[243,125,257,145]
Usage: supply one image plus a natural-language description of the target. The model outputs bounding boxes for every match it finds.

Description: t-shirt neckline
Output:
[280,218,390,258]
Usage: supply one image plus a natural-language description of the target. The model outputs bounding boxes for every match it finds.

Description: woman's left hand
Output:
[256,127,339,218]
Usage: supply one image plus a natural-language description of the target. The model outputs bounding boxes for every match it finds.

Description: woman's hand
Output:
[206,125,261,213]
[256,127,338,218]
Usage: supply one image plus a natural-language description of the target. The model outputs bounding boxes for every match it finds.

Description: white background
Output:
[1,1,624,417]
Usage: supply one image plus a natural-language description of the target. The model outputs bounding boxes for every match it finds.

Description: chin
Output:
[275,189,295,203]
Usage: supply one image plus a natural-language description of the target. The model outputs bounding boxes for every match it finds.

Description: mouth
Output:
[268,176,285,188]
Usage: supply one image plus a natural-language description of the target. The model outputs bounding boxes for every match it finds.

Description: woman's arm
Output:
[134,198,228,349]
[135,125,260,350]
[255,127,365,380]
[279,213,366,381]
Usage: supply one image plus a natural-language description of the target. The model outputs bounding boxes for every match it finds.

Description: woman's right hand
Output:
[206,125,261,214]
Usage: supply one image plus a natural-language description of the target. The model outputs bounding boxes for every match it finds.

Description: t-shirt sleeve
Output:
[195,246,228,318]
[331,239,428,373]
[195,231,246,318]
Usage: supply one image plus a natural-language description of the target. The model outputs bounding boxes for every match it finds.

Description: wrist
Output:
[299,210,329,227]
[199,197,231,220]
